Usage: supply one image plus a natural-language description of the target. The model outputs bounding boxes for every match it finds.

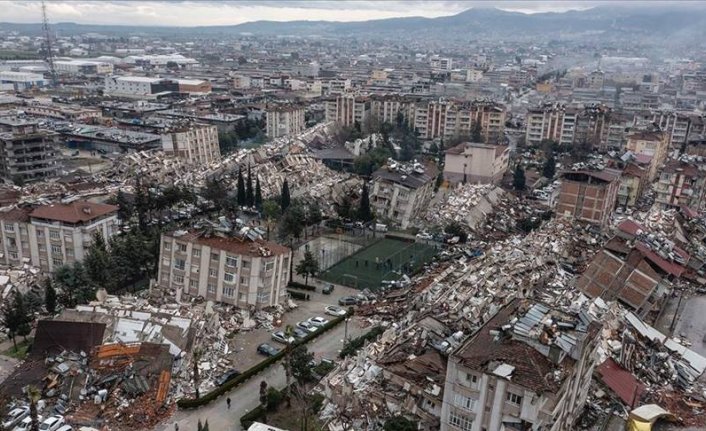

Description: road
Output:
[671,294,706,357]
[160,315,365,431]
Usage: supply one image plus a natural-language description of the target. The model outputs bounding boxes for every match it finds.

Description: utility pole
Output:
[41,1,58,87]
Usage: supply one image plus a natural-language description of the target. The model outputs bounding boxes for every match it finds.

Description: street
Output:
[160,314,365,431]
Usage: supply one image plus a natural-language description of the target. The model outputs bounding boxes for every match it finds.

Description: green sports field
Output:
[319,238,438,290]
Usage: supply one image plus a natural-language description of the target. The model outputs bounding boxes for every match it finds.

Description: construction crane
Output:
[41,0,58,87]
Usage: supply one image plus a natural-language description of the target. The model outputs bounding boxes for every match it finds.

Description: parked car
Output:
[257,343,280,357]
[271,331,295,344]
[3,407,29,429]
[293,327,309,339]
[55,426,73,431]
[215,369,241,386]
[338,296,358,306]
[39,415,64,431]
[13,416,43,431]
[325,305,347,317]
[322,284,334,294]
[296,320,318,333]
[308,316,329,327]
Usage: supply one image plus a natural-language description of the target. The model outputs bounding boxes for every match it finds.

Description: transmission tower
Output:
[41,0,58,87]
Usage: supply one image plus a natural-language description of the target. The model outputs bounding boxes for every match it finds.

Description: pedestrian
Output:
[174,423,179,431]
[227,397,231,409]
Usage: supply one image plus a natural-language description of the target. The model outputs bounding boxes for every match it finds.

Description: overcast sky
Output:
[0,1,695,27]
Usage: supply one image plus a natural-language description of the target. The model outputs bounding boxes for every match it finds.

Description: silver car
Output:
[271,331,295,344]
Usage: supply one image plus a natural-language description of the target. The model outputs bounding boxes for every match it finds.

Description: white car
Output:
[296,320,318,333]
[55,426,73,431]
[308,316,329,327]
[13,416,42,431]
[325,305,347,317]
[39,416,64,431]
[271,331,295,345]
[3,407,29,429]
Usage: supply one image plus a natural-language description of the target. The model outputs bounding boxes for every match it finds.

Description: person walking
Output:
[227,397,231,409]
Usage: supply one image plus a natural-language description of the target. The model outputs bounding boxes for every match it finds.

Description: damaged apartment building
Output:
[156,221,292,308]
[0,117,60,183]
[160,122,222,166]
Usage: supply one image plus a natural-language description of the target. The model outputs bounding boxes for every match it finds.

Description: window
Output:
[50,230,60,239]
[223,272,235,283]
[191,265,200,273]
[208,268,218,277]
[37,230,44,237]
[174,274,184,284]
[257,292,270,303]
[174,258,186,271]
[177,243,187,252]
[238,292,246,301]
[9,251,18,260]
[449,411,473,431]
[7,237,16,248]
[207,283,216,294]
[264,261,275,272]
[222,286,235,297]
[454,394,477,411]
[193,248,201,258]
[211,252,219,261]
[506,392,523,406]
[226,256,238,267]
[51,245,62,255]
[241,260,250,269]
[4,224,13,233]
[66,248,74,256]
[189,279,199,288]
[164,242,172,250]
[52,257,63,266]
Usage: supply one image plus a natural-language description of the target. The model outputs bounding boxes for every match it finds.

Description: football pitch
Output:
[319,238,438,290]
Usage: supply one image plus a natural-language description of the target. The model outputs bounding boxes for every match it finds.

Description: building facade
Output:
[265,106,306,138]
[157,230,291,308]
[0,201,119,273]
[625,131,668,182]
[443,142,509,185]
[370,162,438,229]
[557,170,620,226]
[0,118,59,184]
[324,95,370,128]
[440,300,599,431]
[655,160,706,209]
[161,124,221,166]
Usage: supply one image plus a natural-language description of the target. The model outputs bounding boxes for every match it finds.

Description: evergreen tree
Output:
[255,177,263,210]
[2,292,26,349]
[236,167,246,207]
[280,180,291,211]
[513,164,526,191]
[471,120,483,143]
[357,183,373,222]
[246,165,254,207]
[133,177,151,231]
[53,262,94,307]
[295,250,319,286]
[542,154,556,179]
[44,278,56,315]
[202,421,209,431]
[279,204,304,241]
[115,190,133,223]
[84,232,112,290]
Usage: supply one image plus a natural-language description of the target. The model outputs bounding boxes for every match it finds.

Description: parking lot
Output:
[225,281,363,371]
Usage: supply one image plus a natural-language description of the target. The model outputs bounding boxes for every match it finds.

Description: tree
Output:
[27,386,41,431]
[192,348,202,399]
[53,262,94,308]
[262,199,281,221]
[282,324,295,407]
[279,205,305,241]
[336,195,353,219]
[115,190,133,223]
[259,381,269,424]
[471,120,483,143]
[202,178,229,212]
[255,177,263,210]
[384,416,418,431]
[542,153,556,179]
[84,232,111,290]
[295,250,319,286]
[202,421,209,431]
[356,183,374,222]
[236,168,246,207]
[290,345,315,383]
[133,177,152,231]
[513,164,526,191]
[2,292,27,350]
[306,201,322,234]
[246,165,254,207]
[44,278,56,315]
[280,180,291,211]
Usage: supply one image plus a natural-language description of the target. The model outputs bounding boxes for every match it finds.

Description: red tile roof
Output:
[617,219,646,237]
[30,201,118,224]
[0,207,31,223]
[596,358,645,408]
[635,242,685,277]
[168,230,290,257]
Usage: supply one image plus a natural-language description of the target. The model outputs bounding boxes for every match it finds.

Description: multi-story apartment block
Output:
[161,124,221,166]
[618,163,648,208]
[371,161,438,229]
[430,57,453,70]
[0,201,119,273]
[324,95,370,128]
[157,230,291,308]
[634,110,697,150]
[443,142,509,185]
[412,100,505,143]
[0,118,59,184]
[440,299,599,431]
[525,103,613,149]
[557,169,621,226]
[104,76,211,98]
[265,106,306,138]
[655,160,706,210]
[625,130,668,182]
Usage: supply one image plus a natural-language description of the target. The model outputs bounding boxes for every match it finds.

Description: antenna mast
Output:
[41,0,58,87]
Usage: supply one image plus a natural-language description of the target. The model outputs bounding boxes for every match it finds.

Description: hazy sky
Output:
[0,1,692,27]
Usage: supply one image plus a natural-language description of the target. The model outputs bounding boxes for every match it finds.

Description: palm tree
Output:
[192,348,202,399]
[283,324,295,407]
[27,386,41,431]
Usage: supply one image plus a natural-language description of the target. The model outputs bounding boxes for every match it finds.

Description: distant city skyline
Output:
[0,1,700,27]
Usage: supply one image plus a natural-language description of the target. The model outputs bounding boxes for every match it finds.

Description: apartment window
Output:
[223,272,235,283]
[177,243,187,252]
[193,249,201,258]
[238,292,246,301]
[174,258,186,271]
[226,256,238,267]
[207,283,216,294]
[240,276,248,285]
[264,261,275,272]
[191,265,200,274]
[164,242,172,250]
[208,268,218,277]
[454,394,477,411]
[52,257,63,266]
[241,260,250,269]
[50,230,60,240]
[449,411,473,431]
[9,251,18,260]
[4,224,13,233]
[189,279,199,289]
[66,248,74,257]
[211,252,219,261]
[51,245,62,255]
[7,237,16,248]
[222,286,235,297]
[256,292,270,303]
[506,392,523,406]
[173,274,184,284]
[37,230,44,237]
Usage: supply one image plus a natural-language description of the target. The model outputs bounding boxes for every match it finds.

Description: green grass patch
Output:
[3,338,32,359]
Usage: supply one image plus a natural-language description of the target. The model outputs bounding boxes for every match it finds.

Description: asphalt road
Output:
[160,315,365,431]
[671,294,706,357]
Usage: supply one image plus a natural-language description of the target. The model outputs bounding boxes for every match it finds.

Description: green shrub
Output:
[310,393,325,414]
[339,326,384,359]
[266,387,283,410]
[288,281,316,291]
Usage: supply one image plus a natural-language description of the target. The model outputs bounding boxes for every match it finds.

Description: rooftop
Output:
[167,230,291,258]
[373,160,438,190]
[30,201,118,224]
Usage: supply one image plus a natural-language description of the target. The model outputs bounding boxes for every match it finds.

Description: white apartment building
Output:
[440,300,599,431]
[161,124,221,166]
[265,106,306,138]
[371,161,438,229]
[430,57,453,70]
[413,100,505,143]
[324,95,370,128]
[0,201,119,273]
[443,142,510,185]
[157,230,292,308]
